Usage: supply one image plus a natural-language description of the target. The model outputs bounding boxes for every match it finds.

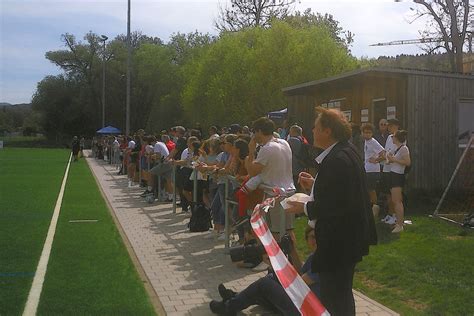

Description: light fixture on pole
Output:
[100,35,108,128]
[126,0,131,136]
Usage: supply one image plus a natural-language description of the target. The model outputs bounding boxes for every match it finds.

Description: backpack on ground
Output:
[188,203,212,232]
[463,212,474,228]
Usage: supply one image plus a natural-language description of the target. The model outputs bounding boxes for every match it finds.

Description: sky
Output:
[0,0,427,104]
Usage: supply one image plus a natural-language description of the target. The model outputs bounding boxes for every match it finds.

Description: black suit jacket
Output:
[307,141,377,272]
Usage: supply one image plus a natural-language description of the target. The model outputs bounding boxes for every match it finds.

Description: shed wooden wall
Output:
[407,75,474,191]
[287,74,407,142]
[286,71,474,191]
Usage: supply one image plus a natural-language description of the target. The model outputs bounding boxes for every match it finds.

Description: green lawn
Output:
[294,213,474,315]
[0,148,155,315]
[0,148,70,314]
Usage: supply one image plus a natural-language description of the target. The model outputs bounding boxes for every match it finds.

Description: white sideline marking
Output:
[23,153,73,316]
[68,219,98,223]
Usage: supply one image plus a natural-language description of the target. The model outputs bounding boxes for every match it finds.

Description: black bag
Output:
[188,203,212,232]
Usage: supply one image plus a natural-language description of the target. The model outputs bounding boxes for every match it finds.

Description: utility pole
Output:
[126,0,131,136]
[100,35,108,128]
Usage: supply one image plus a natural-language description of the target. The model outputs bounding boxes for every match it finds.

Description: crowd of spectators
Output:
[86,109,410,315]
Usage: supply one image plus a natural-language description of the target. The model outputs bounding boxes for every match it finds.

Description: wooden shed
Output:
[283,67,474,191]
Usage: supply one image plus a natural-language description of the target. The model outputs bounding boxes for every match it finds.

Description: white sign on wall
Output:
[361,109,369,122]
[387,106,396,120]
[342,110,352,122]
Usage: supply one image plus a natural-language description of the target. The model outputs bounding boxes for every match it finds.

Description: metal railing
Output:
[167,165,295,249]
[222,175,295,250]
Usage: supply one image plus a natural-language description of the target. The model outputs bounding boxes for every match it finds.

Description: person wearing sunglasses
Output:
[374,118,389,147]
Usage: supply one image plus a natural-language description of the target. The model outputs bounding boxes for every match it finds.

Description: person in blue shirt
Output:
[209,224,320,315]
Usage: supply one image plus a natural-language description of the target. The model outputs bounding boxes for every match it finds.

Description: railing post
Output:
[172,164,177,214]
[138,152,142,185]
[224,176,230,250]
[193,167,198,205]
[279,202,285,242]
[157,174,162,201]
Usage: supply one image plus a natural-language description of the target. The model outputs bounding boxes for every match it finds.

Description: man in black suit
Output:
[287,107,377,316]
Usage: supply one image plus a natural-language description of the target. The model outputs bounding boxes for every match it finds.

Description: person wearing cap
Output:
[229,124,242,135]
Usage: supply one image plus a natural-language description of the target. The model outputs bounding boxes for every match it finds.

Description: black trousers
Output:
[227,274,299,315]
[319,264,356,316]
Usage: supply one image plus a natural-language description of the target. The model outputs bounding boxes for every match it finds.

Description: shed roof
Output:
[282,67,474,94]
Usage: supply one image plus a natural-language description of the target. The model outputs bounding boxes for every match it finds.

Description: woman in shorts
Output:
[387,130,411,233]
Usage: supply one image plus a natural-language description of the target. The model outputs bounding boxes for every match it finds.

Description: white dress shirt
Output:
[303,142,338,224]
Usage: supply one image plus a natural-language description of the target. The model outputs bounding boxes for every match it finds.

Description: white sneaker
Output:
[385,215,397,225]
[381,215,391,223]
[217,233,226,241]
[391,224,404,233]
[372,205,380,218]
[252,262,269,272]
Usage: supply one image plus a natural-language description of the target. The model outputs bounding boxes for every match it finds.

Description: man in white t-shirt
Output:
[142,138,171,199]
[246,117,296,235]
[153,140,170,159]
[362,123,384,218]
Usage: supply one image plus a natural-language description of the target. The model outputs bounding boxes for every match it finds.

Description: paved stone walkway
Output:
[86,156,399,316]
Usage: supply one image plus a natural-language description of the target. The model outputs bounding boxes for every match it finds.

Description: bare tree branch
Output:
[413,0,473,72]
[214,0,297,32]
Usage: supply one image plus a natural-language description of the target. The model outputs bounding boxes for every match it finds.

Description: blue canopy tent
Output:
[96,126,121,134]
[267,108,287,125]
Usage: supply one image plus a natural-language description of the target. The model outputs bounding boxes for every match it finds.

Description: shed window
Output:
[458,99,474,145]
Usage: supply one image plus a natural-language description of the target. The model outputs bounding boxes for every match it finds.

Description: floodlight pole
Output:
[126,0,131,136]
[100,35,108,128]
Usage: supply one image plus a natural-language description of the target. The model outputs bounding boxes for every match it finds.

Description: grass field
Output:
[0,148,70,313]
[294,212,474,315]
[0,148,155,315]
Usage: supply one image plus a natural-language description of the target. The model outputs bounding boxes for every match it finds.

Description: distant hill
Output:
[1,103,31,109]
[376,52,452,72]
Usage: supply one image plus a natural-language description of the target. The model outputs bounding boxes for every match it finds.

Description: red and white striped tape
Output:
[250,194,329,316]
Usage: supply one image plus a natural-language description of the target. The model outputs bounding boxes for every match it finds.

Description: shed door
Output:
[372,99,386,125]
[458,99,474,144]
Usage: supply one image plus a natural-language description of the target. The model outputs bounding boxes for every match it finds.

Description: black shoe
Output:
[218,284,236,302]
[140,190,151,197]
[209,300,235,315]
